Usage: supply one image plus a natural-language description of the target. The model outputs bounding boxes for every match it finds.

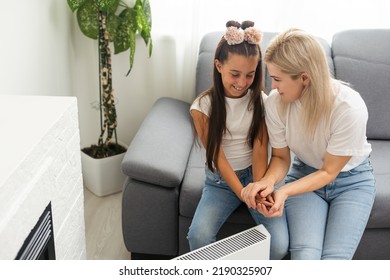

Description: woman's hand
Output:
[256,188,287,218]
[241,179,275,209]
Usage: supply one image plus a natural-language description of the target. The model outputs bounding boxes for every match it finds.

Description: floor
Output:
[83,187,130,260]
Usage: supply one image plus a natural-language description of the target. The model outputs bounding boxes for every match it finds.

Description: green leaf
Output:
[148,38,153,57]
[96,0,120,13]
[139,15,151,45]
[126,32,136,76]
[142,0,152,28]
[76,0,99,39]
[106,13,120,42]
[67,0,84,12]
[134,2,144,32]
[138,0,152,49]
[120,8,138,33]
[113,8,137,54]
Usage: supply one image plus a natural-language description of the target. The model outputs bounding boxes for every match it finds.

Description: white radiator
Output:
[174,224,270,260]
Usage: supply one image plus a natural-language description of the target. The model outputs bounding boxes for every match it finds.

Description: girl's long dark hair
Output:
[199,21,265,172]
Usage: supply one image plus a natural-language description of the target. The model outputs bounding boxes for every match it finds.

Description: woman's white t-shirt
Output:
[190,91,267,171]
[265,82,371,171]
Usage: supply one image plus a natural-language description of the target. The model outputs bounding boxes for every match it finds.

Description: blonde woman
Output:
[241,29,376,259]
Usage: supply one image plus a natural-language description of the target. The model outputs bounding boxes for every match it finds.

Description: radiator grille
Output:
[175,227,268,260]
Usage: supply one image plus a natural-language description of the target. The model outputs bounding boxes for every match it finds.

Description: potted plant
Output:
[67,0,152,196]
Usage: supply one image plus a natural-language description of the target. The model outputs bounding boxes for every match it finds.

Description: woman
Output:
[187,20,289,260]
[241,28,376,260]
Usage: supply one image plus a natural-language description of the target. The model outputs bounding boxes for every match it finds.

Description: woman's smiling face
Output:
[215,53,258,98]
[266,62,307,103]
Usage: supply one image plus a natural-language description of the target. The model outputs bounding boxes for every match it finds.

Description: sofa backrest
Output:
[332,29,390,140]
[195,31,334,97]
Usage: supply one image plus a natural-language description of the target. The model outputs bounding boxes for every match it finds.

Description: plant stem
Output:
[97,10,118,157]
[98,25,103,147]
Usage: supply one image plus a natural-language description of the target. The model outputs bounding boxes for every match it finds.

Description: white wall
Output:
[1,0,74,96]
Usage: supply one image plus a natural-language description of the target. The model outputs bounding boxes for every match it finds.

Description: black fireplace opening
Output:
[15,202,56,260]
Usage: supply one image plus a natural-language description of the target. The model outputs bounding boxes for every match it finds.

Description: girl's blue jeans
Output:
[285,157,376,260]
[187,165,289,260]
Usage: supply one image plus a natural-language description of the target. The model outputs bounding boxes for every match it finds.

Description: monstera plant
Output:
[67,0,152,159]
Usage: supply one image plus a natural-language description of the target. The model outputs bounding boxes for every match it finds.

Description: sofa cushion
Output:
[366,140,390,228]
[121,97,194,188]
[179,144,205,217]
[195,33,219,96]
[332,29,390,140]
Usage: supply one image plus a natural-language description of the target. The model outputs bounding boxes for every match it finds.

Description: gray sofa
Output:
[121,29,390,260]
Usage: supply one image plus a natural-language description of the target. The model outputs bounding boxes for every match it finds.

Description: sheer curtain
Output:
[149,0,390,102]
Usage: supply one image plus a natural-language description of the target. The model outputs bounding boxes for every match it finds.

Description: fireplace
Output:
[15,203,56,260]
[0,95,86,260]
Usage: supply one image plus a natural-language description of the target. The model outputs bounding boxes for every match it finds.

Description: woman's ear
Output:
[301,72,310,86]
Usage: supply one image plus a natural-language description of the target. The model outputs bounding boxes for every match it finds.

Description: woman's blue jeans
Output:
[187,166,289,260]
[285,157,376,260]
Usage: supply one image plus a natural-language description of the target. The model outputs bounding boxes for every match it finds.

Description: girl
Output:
[187,20,289,260]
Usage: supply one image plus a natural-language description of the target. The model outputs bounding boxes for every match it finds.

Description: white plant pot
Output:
[81,143,127,197]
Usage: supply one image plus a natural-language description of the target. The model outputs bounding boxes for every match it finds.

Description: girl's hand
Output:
[255,193,274,208]
[241,179,275,209]
[256,189,287,218]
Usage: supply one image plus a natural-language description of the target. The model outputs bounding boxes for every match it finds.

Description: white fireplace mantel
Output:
[0,95,86,259]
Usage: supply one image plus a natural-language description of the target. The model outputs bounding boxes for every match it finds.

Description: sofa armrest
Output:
[121,97,194,188]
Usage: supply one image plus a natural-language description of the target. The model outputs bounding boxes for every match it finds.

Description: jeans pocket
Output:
[205,167,224,184]
[348,160,373,175]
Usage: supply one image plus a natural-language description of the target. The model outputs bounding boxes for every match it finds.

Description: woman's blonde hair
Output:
[264,28,335,138]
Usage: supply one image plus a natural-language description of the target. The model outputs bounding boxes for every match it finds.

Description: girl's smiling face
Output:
[266,62,308,103]
[215,53,258,98]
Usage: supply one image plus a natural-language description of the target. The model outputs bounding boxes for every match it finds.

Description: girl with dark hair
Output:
[187,21,289,260]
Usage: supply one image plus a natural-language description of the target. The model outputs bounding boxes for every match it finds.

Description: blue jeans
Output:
[285,157,376,260]
[187,166,289,260]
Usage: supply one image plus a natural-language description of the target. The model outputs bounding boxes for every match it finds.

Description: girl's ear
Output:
[215,59,222,73]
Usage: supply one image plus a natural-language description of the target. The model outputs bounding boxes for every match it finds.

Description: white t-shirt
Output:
[265,82,371,171]
[190,90,267,170]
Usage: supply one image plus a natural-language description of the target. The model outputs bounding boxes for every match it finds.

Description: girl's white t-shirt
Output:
[265,82,371,171]
[190,91,266,171]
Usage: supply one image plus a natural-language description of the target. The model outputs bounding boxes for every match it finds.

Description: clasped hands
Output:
[241,180,285,218]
